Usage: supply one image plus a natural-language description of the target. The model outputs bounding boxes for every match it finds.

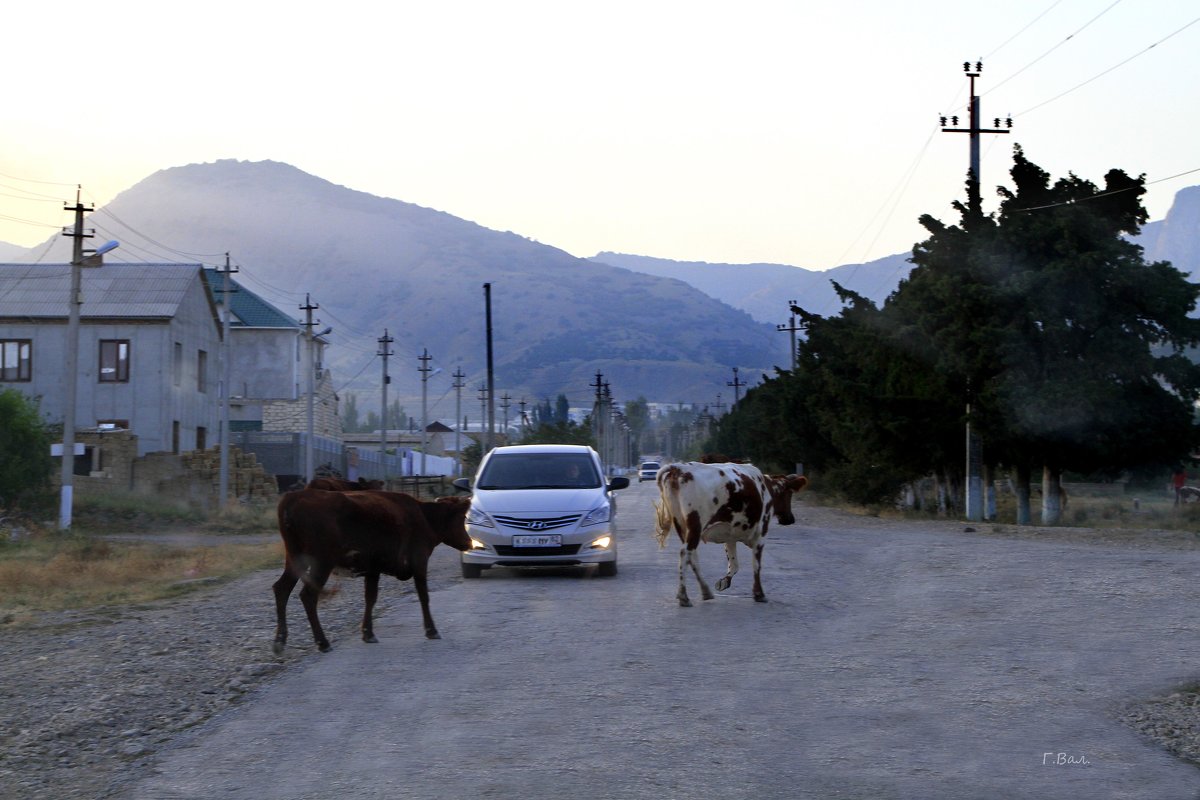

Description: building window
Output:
[99,340,130,383]
[172,421,180,454]
[197,350,207,393]
[0,339,31,382]
[173,342,182,386]
[196,426,207,451]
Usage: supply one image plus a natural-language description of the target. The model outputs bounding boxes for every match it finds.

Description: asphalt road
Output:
[124,482,1200,799]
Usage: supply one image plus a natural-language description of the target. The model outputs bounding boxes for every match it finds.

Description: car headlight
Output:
[580,504,611,527]
[466,506,495,528]
[589,535,612,550]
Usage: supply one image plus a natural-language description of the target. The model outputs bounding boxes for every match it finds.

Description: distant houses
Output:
[0,262,460,494]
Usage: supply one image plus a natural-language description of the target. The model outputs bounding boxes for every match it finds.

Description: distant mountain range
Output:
[5,160,1197,406]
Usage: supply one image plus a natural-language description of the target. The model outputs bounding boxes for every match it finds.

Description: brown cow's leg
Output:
[412,572,441,639]
[715,542,739,592]
[752,542,767,602]
[362,572,380,643]
[271,563,299,655]
[299,565,334,652]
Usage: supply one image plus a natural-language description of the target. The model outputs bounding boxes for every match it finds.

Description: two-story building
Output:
[0,263,221,455]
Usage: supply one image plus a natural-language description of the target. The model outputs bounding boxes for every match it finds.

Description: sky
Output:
[1,0,1198,272]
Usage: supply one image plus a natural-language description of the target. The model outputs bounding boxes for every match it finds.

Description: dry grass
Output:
[0,495,282,624]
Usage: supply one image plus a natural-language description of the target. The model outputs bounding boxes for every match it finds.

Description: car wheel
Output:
[461,562,483,579]
[597,560,617,577]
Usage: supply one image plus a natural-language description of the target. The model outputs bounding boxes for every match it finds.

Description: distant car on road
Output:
[638,461,662,482]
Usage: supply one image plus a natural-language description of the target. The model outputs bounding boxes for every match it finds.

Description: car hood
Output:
[471,488,607,514]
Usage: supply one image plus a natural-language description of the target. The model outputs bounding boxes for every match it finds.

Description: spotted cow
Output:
[654,462,808,606]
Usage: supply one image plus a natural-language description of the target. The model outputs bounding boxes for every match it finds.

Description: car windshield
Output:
[476,453,602,490]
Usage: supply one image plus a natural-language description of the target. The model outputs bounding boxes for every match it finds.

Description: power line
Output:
[985,0,1122,95]
[1018,14,1200,116]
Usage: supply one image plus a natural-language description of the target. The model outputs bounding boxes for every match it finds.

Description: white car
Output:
[638,461,662,482]
[453,444,630,578]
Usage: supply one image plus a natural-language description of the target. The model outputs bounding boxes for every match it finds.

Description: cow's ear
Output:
[787,475,809,491]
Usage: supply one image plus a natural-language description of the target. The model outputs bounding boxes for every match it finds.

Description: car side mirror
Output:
[452,477,472,492]
[608,476,630,491]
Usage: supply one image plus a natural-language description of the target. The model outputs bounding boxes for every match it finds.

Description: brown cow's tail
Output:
[276,493,335,595]
[653,497,673,549]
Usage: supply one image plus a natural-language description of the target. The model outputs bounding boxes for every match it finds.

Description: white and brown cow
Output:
[654,461,808,606]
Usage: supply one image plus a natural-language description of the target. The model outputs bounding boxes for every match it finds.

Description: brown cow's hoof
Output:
[318,642,332,653]
[678,597,692,607]
[363,633,379,644]
[754,595,768,603]
[272,639,285,656]
[425,630,442,640]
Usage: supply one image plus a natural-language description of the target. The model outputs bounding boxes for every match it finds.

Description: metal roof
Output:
[0,263,205,319]
[201,269,299,329]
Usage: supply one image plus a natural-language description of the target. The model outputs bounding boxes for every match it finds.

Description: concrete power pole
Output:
[300,294,318,482]
[727,367,745,406]
[483,283,496,454]
[452,367,465,475]
[58,191,93,530]
[499,393,512,443]
[940,60,1011,522]
[418,348,432,475]
[216,253,239,509]
[378,329,394,483]
[776,299,802,372]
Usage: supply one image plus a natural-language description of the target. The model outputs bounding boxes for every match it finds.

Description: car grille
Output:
[492,514,581,531]
[494,544,583,557]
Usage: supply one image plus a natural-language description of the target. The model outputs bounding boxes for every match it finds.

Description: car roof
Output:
[487,444,596,455]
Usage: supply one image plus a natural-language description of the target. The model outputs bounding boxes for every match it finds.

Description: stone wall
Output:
[261,368,342,439]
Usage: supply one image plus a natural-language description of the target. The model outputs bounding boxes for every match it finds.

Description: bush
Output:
[0,389,53,510]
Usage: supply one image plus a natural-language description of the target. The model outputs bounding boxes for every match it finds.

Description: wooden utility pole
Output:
[483,283,496,453]
[940,61,1011,522]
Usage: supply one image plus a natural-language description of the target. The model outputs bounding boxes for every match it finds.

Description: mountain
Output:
[9,160,785,406]
[587,252,913,324]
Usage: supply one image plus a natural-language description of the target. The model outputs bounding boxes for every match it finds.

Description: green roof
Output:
[202,269,299,329]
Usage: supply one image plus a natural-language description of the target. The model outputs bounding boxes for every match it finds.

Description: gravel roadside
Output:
[1,507,1197,798]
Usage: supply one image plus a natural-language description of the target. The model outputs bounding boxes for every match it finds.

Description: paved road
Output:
[126,482,1200,799]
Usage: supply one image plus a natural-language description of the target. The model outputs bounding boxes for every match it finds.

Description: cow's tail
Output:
[276,494,338,596]
[653,497,673,549]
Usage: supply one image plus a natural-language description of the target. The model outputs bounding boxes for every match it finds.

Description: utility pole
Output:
[727,367,745,406]
[418,348,433,475]
[215,253,239,509]
[591,371,605,466]
[478,384,488,441]
[518,397,529,436]
[378,329,394,482]
[58,190,93,530]
[483,283,496,453]
[713,393,726,417]
[776,299,802,371]
[940,60,1011,522]
[452,367,465,474]
[300,294,318,482]
[499,393,512,442]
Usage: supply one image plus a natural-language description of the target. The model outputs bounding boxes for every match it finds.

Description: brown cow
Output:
[306,477,385,491]
[273,490,471,653]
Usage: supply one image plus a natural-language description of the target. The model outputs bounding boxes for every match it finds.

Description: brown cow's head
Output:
[430,496,473,551]
[768,474,809,526]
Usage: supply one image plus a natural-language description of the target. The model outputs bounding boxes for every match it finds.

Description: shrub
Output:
[0,389,53,510]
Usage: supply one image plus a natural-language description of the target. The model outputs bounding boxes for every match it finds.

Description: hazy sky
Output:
[2,0,1197,271]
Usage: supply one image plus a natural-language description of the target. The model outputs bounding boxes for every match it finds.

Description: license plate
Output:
[512,534,562,547]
